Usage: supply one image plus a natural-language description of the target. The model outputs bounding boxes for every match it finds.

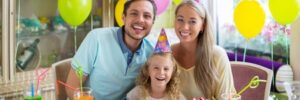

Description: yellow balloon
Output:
[234,0,266,40]
[269,0,300,25]
[58,0,92,26]
[115,0,126,27]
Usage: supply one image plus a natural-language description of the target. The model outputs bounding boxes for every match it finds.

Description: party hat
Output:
[154,28,171,53]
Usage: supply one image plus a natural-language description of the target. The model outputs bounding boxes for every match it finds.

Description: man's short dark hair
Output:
[123,0,157,20]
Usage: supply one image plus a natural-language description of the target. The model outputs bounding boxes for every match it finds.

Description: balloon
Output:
[173,0,182,5]
[269,0,300,25]
[115,0,126,27]
[154,0,170,15]
[234,0,266,40]
[58,0,92,26]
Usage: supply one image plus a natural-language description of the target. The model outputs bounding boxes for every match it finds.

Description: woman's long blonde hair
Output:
[175,1,219,99]
[136,52,181,100]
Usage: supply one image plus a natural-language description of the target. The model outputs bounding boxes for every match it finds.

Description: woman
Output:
[172,0,236,99]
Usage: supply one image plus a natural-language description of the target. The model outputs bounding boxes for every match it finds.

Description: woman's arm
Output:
[213,46,236,99]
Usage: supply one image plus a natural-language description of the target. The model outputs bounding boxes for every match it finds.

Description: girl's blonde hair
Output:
[136,52,181,100]
[175,0,219,99]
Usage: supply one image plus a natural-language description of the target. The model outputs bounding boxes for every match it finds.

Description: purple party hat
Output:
[154,28,171,53]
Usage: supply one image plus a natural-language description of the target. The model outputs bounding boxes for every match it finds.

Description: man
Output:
[66,0,157,99]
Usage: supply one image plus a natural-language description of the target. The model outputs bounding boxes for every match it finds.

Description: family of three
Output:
[66,0,235,100]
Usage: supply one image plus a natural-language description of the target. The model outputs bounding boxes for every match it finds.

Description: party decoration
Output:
[154,28,171,53]
[154,0,170,15]
[269,0,300,25]
[58,0,92,26]
[173,0,182,5]
[234,0,265,40]
[115,0,126,26]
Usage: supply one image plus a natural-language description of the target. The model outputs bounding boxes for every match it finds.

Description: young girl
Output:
[127,52,186,100]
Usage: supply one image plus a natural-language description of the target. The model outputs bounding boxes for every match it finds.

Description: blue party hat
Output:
[154,28,171,53]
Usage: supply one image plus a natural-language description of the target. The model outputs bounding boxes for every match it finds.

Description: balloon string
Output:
[271,39,275,89]
[235,31,238,61]
[284,26,289,65]
[74,26,77,53]
[243,41,248,62]
[91,14,93,30]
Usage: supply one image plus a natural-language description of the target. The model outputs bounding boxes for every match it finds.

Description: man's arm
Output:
[66,68,87,99]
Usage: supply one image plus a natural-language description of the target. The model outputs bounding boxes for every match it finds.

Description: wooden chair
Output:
[52,58,72,100]
[231,61,273,100]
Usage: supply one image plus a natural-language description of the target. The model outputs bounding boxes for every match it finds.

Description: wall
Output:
[18,0,57,17]
[291,17,300,80]
[0,34,2,67]
[152,1,176,29]
[0,0,2,69]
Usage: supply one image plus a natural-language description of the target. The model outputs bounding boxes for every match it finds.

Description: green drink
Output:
[24,95,42,100]
[24,87,42,100]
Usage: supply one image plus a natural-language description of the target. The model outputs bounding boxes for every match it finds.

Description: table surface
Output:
[270,92,288,100]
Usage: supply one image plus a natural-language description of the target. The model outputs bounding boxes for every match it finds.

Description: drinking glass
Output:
[73,87,94,100]
[283,81,300,100]
[221,93,241,100]
[23,88,42,100]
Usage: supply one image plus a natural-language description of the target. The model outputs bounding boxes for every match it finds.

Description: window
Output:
[217,0,290,63]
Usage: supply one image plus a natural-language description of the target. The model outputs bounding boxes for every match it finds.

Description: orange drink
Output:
[73,87,94,100]
[73,95,94,100]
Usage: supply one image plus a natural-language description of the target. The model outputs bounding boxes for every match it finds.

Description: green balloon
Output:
[173,0,182,5]
[58,0,92,26]
[269,0,300,25]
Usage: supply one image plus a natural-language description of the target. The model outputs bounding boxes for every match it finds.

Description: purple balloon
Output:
[154,0,170,15]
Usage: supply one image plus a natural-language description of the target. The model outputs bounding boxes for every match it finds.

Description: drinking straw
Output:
[237,76,267,95]
[35,68,50,95]
[74,59,84,92]
[55,81,59,95]
[76,67,83,92]
[56,80,77,95]
[31,81,34,97]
